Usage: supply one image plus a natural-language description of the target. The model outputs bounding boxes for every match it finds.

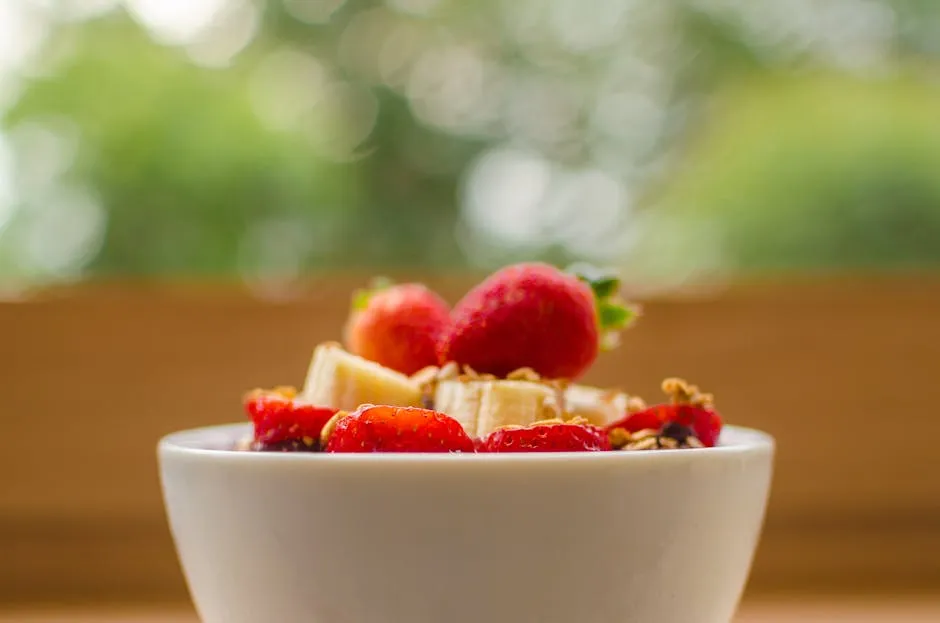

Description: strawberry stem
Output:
[567,263,639,351]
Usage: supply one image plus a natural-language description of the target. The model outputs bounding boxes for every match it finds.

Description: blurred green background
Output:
[1,0,939,294]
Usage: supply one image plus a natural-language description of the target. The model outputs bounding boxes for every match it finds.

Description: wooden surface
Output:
[2,277,940,604]
[4,600,940,622]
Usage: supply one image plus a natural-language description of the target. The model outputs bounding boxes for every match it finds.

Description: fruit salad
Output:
[238,262,724,454]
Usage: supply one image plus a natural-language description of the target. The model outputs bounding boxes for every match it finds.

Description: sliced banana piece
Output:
[477,380,560,438]
[434,378,559,437]
[300,342,422,411]
[564,384,629,427]
[431,378,484,435]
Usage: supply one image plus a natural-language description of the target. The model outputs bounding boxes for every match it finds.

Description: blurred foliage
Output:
[633,73,940,277]
[6,17,354,276]
[0,0,939,291]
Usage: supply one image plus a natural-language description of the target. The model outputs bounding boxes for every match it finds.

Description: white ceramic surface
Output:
[159,424,774,623]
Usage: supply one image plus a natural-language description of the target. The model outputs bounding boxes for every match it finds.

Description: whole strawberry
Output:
[325,405,475,453]
[606,378,723,448]
[437,263,635,379]
[344,280,451,376]
[480,418,612,453]
[244,387,338,451]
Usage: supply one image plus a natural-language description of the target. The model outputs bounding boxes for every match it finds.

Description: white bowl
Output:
[159,424,774,623]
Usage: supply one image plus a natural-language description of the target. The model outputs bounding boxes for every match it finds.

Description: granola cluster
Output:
[608,424,705,451]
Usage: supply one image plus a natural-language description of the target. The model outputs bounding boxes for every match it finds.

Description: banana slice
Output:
[431,378,483,435]
[434,378,559,437]
[564,384,629,427]
[477,380,560,438]
[300,342,422,411]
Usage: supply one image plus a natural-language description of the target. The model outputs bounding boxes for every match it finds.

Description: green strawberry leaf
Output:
[589,276,620,299]
[568,263,620,298]
[352,289,371,311]
[599,301,634,329]
[351,276,394,311]
[566,263,639,351]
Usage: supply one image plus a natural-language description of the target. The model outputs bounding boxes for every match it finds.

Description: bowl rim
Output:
[159,423,774,465]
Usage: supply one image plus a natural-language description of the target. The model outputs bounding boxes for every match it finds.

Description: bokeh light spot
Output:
[21,186,106,278]
[185,0,260,68]
[250,48,331,131]
[125,0,229,45]
[462,147,552,249]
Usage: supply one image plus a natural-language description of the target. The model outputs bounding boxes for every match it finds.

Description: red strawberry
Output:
[480,420,612,453]
[667,405,722,447]
[344,280,451,376]
[607,404,722,447]
[324,405,475,453]
[243,387,338,450]
[606,378,723,447]
[609,406,666,434]
[437,263,635,380]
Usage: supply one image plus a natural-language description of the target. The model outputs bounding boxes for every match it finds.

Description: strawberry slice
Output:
[606,378,723,448]
[607,404,723,448]
[480,419,612,453]
[666,404,722,447]
[609,405,669,434]
[324,405,475,453]
[243,387,338,450]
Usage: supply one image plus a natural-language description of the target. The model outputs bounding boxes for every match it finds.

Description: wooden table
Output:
[5,283,940,601]
[4,601,940,622]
